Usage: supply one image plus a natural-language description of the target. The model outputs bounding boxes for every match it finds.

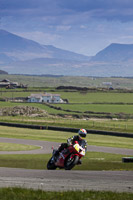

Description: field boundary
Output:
[0,121,133,138]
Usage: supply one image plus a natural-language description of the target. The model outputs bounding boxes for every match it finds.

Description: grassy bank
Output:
[0,152,133,170]
[0,126,133,149]
[1,115,133,134]
[0,188,133,200]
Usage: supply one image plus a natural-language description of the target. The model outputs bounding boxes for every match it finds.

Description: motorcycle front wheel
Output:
[47,157,57,170]
[64,155,79,170]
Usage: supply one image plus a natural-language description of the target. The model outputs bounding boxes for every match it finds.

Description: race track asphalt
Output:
[0,137,133,155]
[0,137,133,192]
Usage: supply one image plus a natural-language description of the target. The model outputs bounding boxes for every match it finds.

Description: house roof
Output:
[28,94,42,99]
[0,79,10,82]
[28,93,60,99]
[42,93,60,97]
[0,79,18,86]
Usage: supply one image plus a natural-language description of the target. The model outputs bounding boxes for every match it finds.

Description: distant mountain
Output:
[88,43,133,76]
[0,69,8,74]
[0,29,90,62]
[0,29,93,75]
[1,29,133,76]
[91,43,133,62]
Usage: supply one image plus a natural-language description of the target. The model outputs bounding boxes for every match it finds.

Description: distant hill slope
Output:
[0,29,92,75]
[0,69,8,74]
[1,29,133,76]
[91,43,133,62]
[0,29,90,62]
[88,43,133,76]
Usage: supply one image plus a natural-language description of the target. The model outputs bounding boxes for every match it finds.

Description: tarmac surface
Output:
[0,168,133,192]
[0,137,133,192]
[0,137,133,155]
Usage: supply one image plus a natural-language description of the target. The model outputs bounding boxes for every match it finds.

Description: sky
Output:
[1,0,133,56]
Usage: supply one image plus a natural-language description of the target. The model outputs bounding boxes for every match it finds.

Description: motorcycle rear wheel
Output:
[64,155,79,170]
[47,157,57,170]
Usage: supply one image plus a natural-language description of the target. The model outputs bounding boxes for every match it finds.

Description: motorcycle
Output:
[47,140,87,170]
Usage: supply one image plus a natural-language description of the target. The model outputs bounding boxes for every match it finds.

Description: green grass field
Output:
[1,188,133,200]
[0,152,133,171]
[1,74,133,88]
[1,101,133,117]
[59,92,133,104]
[1,114,133,134]
[54,103,133,114]
[1,83,133,131]
[1,88,133,121]
[1,90,133,103]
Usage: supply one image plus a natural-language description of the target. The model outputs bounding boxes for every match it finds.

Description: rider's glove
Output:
[67,138,72,146]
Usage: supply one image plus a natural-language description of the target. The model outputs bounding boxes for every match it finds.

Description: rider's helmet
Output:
[78,129,87,138]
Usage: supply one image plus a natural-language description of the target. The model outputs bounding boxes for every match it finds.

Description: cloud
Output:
[1,0,133,56]
[0,0,60,19]
[1,0,133,22]
[59,0,133,22]
[16,31,61,45]
[80,25,87,29]
[59,0,133,11]
[55,25,71,31]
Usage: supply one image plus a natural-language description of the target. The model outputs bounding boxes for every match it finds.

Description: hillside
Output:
[1,30,133,76]
[0,29,90,62]
[0,29,92,75]
[0,69,8,74]
[87,43,133,76]
[91,43,133,62]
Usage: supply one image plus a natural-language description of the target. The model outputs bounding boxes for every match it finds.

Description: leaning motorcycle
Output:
[47,140,87,170]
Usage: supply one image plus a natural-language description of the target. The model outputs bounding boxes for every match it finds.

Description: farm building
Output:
[28,93,63,103]
[0,79,19,88]
[0,79,27,88]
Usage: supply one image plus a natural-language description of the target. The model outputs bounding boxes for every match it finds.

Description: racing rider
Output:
[54,129,87,163]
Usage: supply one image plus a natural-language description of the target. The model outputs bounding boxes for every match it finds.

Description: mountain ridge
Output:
[0,29,90,61]
[1,29,133,76]
[91,43,133,62]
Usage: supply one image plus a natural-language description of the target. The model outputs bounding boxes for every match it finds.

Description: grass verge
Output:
[0,143,40,151]
[0,152,133,171]
[0,126,133,149]
[0,188,133,200]
[1,115,133,134]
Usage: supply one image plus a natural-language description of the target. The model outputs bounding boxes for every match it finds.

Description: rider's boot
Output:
[77,159,82,165]
[53,150,60,161]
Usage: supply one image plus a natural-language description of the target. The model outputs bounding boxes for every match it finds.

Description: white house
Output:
[27,94,43,103]
[102,82,112,86]
[42,93,62,103]
[28,93,63,103]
